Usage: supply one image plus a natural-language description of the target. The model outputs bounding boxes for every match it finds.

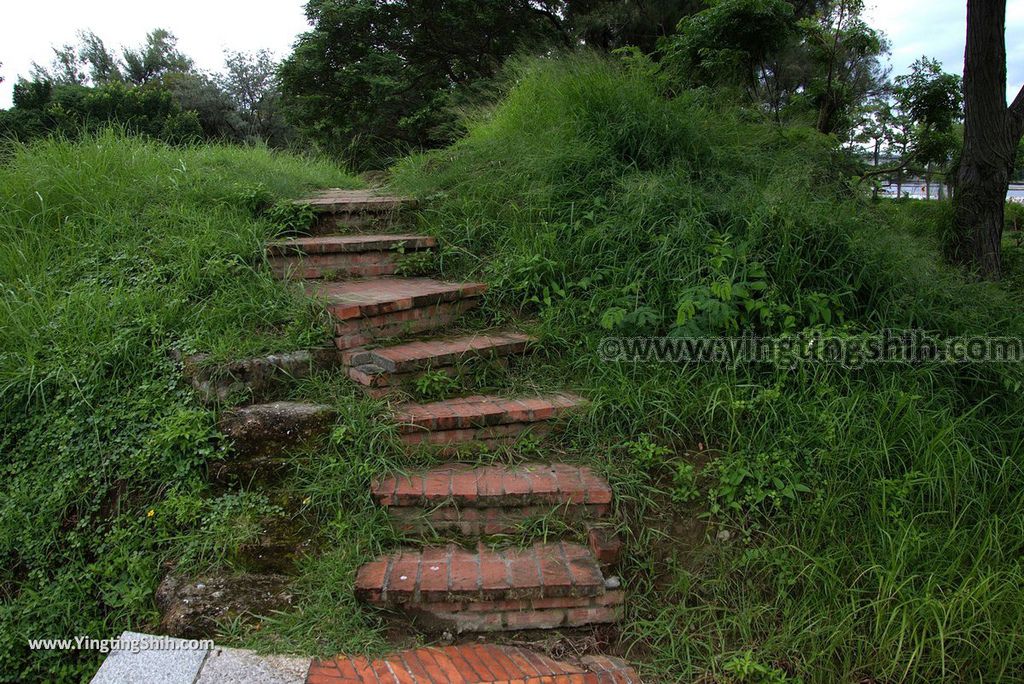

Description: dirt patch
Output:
[155,570,295,639]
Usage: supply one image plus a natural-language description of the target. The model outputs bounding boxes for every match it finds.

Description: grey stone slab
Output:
[90,631,209,684]
[195,646,310,683]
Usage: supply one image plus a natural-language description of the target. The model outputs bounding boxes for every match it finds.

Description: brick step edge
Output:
[296,189,414,214]
[373,464,612,509]
[385,503,610,536]
[308,278,487,321]
[270,251,405,280]
[410,592,624,634]
[308,644,641,683]
[349,362,490,395]
[267,235,436,257]
[400,422,553,447]
[395,394,585,434]
[355,542,610,605]
[335,299,481,350]
[347,332,533,375]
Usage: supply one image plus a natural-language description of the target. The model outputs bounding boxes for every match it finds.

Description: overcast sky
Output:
[1,0,1022,109]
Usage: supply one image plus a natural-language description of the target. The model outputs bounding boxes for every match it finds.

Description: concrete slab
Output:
[90,631,209,684]
[195,646,310,683]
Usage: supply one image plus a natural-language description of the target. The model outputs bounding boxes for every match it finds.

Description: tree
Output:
[947,0,1024,279]
[78,32,122,84]
[659,0,888,137]
[30,43,88,85]
[567,0,702,52]
[216,50,290,144]
[121,29,193,85]
[800,0,888,135]
[163,71,241,140]
[661,0,797,91]
[893,57,962,196]
[29,29,192,87]
[280,0,567,166]
[852,58,962,198]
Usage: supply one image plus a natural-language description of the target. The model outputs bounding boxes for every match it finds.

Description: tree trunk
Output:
[948,0,1024,279]
[872,140,880,199]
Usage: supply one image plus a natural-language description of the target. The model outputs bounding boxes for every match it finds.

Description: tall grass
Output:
[392,55,1024,681]
[0,131,358,681]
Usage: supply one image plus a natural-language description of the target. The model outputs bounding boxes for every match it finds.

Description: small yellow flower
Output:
[147,509,155,518]
[302,497,312,506]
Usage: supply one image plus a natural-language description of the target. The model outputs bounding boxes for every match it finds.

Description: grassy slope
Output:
[390,56,1024,681]
[0,132,358,681]
[3,58,1024,684]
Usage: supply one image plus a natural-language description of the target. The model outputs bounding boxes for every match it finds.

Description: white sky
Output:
[1,0,1022,109]
[865,0,1024,99]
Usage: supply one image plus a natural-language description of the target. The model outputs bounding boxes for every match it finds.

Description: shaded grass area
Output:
[386,55,1024,682]
[0,131,359,681]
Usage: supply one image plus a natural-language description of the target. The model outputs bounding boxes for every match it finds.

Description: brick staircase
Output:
[345,331,534,397]
[157,189,640,684]
[372,463,612,535]
[267,234,437,279]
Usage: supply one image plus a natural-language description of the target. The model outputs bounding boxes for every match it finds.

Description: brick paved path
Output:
[120,189,643,684]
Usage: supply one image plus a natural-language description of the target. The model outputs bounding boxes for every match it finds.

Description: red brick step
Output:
[267,235,436,279]
[308,644,641,683]
[297,189,415,231]
[346,331,533,394]
[372,463,612,535]
[305,277,487,349]
[395,393,585,447]
[355,542,623,633]
[298,189,412,213]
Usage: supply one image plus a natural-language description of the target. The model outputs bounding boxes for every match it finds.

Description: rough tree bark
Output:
[948,0,1024,279]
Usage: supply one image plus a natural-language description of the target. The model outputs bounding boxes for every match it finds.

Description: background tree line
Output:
[0,1,957,169]
[0,29,292,147]
[2,0,1019,277]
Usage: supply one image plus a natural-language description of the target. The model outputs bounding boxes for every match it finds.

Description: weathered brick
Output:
[308,277,487,321]
[309,644,642,682]
[334,299,481,350]
[587,528,624,568]
[373,464,611,509]
[395,394,585,435]
[297,189,413,214]
[356,542,608,606]
[268,234,435,257]
[369,332,532,373]
[270,251,399,279]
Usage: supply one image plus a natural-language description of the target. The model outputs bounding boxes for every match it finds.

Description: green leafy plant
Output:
[266,199,316,236]
[673,234,789,335]
[161,491,283,571]
[709,449,814,519]
[722,651,800,683]
[412,369,460,401]
[671,461,700,504]
[624,435,673,472]
[395,248,437,276]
